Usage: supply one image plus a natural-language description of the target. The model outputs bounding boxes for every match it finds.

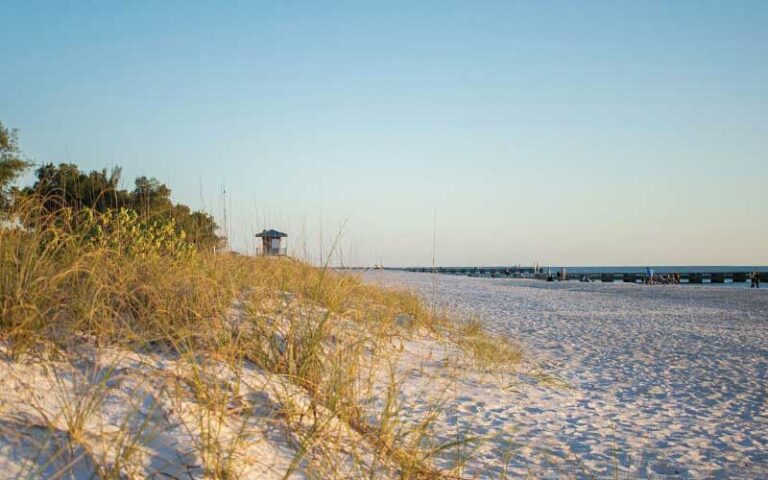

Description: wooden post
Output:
[689,273,703,284]
[732,272,748,283]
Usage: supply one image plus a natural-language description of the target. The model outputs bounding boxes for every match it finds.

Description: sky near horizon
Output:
[1,1,766,266]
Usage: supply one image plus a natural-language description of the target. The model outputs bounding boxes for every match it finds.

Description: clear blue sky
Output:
[2,1,766,266]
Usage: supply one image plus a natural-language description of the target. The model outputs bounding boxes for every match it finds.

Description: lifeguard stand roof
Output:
[255,229,287,239]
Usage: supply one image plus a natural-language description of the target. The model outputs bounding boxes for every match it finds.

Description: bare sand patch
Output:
[365,272,768,478]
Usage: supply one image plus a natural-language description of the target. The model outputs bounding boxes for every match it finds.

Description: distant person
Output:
[646,267,654,285]
[752,271,761,288]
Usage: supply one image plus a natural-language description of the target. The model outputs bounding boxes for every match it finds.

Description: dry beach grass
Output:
[0,196,522,479]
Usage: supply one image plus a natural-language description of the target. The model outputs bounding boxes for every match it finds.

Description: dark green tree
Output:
[0,122,33,209]
[131,176,173,218]
[24,162,223,251]
[171,205,221,250]
[27,163,127,213]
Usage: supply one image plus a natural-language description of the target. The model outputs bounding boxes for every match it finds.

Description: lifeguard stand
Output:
[255,229,287,256]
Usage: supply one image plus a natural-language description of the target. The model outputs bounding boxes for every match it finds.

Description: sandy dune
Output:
[364,271,768,479]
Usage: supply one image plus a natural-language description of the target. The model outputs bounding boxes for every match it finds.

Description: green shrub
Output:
[81,207,196,259]
[39,207,196,259]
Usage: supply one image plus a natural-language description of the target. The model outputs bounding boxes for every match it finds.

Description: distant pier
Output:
[402,266,536,277]
[395,266,761,284]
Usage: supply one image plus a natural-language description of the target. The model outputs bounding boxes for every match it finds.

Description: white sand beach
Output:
[364,271,768,479]
[1,272,765,479]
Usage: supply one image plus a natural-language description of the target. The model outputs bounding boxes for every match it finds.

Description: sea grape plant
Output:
[36,207,196,259]
[80,207,196,259]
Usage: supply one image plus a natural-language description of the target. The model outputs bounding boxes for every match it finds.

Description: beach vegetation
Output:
[18,161,223,251]
[0,121,33,209]
[0,169,521,478]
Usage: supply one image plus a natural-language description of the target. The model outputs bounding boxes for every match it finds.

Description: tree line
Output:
[0,121,224,251]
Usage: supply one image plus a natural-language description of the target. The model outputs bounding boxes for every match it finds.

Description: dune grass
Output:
[0,196,522,478]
